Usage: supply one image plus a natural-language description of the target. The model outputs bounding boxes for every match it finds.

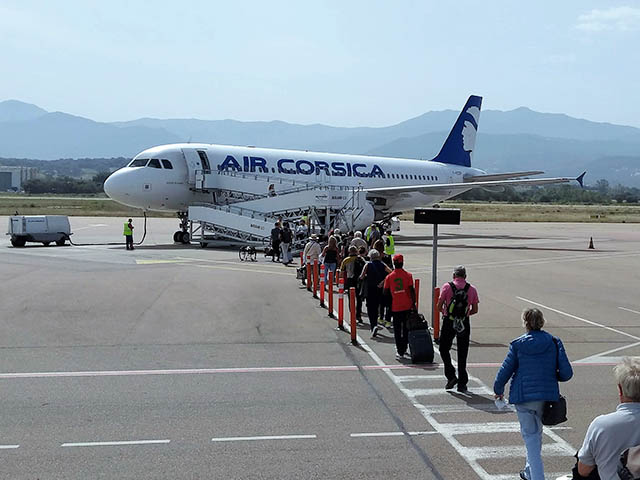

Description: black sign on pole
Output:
[414,208,461,225]
[413,208,461,335]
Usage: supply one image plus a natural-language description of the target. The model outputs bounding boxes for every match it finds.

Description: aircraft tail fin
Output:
[432,95,483,168]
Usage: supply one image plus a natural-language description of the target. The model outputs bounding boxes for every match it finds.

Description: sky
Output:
[1,1,639,127]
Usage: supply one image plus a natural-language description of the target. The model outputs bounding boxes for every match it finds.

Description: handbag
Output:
[296,265,306,280]
[541,337,568,426]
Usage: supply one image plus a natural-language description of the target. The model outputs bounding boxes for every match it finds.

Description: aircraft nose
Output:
[103,169,131,204]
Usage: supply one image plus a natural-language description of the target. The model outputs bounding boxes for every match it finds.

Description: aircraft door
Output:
[182,149,201,185]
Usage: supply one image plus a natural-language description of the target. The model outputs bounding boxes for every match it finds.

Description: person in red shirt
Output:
[437,265,479,393]
[383,254,416,361]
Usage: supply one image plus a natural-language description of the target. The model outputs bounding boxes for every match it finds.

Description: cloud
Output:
[576,6,640,32]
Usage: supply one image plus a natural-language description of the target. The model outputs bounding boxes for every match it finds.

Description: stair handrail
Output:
[329,186,367,232]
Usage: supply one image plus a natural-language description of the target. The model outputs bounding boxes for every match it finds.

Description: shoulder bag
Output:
[541,337,568,426]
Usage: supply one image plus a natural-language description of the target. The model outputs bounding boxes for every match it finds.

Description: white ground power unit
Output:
[7,215,71,247]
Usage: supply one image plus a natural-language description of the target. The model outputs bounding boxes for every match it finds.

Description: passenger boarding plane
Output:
[104,96,584,244]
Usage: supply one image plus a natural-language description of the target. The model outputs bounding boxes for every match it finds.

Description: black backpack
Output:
[280,228,292,243]
[353,257,365,278]
[448,282,470,332]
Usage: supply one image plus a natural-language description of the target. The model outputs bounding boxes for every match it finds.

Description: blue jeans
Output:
[324,263,337,280]
[515,401,545,480]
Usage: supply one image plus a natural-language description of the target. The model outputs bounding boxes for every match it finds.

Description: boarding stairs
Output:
[188,169,371,245]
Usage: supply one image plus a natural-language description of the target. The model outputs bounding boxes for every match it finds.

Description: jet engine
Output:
[334,201,375,232]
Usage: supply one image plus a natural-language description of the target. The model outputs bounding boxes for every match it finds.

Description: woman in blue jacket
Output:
[493,308,573,480]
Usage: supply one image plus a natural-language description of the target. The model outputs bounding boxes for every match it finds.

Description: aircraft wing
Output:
[463,171,543,182]
[365,172,586,195]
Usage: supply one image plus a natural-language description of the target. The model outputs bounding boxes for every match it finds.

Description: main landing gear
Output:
[173,212,191,244]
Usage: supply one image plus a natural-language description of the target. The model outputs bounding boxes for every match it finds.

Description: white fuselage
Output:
[104,143,485,215]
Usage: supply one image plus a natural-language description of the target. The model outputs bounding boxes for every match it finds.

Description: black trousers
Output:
[345,278,362,318]
[125,235,134,250]
[366,292,381,330]
[392,310,410,355]
[438,317,471,387]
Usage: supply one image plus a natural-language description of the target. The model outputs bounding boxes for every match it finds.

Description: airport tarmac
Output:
[1,216,639,479]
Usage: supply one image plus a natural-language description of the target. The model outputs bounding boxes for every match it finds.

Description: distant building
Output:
[0,166,38,191]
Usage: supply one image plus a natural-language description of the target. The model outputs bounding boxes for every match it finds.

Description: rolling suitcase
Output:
[408,328,434,363]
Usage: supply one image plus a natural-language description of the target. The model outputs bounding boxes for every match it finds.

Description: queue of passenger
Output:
[295,221,640,480]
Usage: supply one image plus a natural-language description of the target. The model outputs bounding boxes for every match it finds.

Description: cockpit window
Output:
[129,158,148,167]
[161,159,173,169]
[148,159,162,169]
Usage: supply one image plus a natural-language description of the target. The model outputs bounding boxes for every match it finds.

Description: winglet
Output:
[576,171,586,188]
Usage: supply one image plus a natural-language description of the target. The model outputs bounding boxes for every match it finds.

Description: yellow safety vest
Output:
[384,235,395,255]
[123,222,132,236]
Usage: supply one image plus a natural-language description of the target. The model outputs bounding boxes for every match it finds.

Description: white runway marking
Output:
[412,250,640,274]
[0,360,617,381]
[576,342,640,363]
[394,374,443,382]
[350,431,438,438]
[517,297,640,342]
[61,439,170,447]
[0,364,369,380]
[211,434,316,442]
[0,445,20,449]
[405,387,486,397]
[619,306,640,316]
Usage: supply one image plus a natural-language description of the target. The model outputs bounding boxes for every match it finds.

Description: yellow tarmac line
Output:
[190,263,293,276]
[175,256,292,270]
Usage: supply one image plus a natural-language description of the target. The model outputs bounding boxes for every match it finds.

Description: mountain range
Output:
[1,99,639,187]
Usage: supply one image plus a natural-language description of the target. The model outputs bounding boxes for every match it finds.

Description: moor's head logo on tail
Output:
[462,105,481,154]
[433,95,482,168]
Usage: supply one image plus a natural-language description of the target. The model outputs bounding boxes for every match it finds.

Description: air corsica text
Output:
[218,155,385,178]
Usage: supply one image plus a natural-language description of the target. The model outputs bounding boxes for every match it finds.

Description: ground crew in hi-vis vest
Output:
[365,223,377,244]
[124,218,134,250]
[384,230,395,255]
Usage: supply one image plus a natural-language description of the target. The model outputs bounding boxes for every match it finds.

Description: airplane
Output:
[104,95,585,244]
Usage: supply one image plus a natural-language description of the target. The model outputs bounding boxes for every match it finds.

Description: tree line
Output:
[456,180,640,204]
[22,172,112,194]
[0,157,128,177]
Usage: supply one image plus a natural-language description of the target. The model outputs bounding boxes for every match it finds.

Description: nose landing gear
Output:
[173,231,190,244]
[174,212,191,244]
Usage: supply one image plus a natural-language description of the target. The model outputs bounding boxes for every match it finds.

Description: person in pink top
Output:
[437,265,479,392]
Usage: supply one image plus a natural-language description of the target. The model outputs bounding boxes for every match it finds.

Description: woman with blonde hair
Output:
[321,235,340,280]
[493,308,573,480]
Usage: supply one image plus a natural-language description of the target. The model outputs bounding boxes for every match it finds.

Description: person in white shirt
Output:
[575,357,640,480]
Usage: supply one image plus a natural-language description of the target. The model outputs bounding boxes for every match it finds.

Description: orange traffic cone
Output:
[588,237,595,249]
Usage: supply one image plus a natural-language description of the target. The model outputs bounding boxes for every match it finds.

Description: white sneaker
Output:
[395,352,403,361]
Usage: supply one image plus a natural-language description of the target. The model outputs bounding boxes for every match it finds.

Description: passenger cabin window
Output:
[197,151,211,171]
[129,158,148,167]
[148,159,161,169]
[161,159,173,169]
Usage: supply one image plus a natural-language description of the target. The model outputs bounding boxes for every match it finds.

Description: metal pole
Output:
[431,223,438,329]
